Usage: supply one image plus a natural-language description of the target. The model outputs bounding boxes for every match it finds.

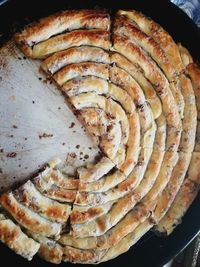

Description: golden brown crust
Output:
[0,192,61,238]
[113,34,181,128]
[110,52,162,119]
[13,181,71,223]
[118,10,184,74]
[15,10,110,57]
[114,13,177,81]
[0,219,40,260]
[100,219,153,263]
[53,62,109,86]
[79,169,126,193]
[27,232,63,264]
[33,175,77,203]
[157,152,200,234]
[153,152,192,223]
[63,246,106,264]
[70,201,114,224]
[77,157,115,184]
[32,30,111,59]
[41,46,110,74]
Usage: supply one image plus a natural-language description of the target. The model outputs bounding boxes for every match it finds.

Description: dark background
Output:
[0,1,200,266]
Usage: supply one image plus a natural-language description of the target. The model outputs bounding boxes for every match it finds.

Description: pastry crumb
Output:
[39,133,53,139]
[69,122,75,128]
[7,152,17,158]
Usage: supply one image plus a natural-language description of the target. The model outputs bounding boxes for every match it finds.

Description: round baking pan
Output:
[0,0,200,266]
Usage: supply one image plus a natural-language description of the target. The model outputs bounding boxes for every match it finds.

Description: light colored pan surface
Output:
[0,40,99,192]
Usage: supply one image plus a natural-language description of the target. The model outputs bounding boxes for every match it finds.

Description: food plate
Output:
[0,0,200,266]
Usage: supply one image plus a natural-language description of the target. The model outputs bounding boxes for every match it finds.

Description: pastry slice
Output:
[114,12,177,81]
[13,180,71,223]
[78,169,126,193]
[78,108,122,159]
[41,46,110,75]
[27,231,63,264]
[15,10,110,57]
[77,156,115,184]
[71,201,115,224]
[118,10,184,74]
[61,76,109,97]
[32,30,111,59]
[187,63,200,121]
[0,192,61,238]
[33,174,77,203]
[110,52,162,119]
[99,219,153,263]
[0,217,40,260]
[113,34,182,126]
[53,62,109,86]
[112,36,181,128]
[179,74,197,152]
[72,121,163,237]
[63,246,106,264]
[156,152,200,234]
[43,168,79,190]
[151,70,197,224]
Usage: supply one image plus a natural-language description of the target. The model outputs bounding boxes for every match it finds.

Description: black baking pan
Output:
[0,0,200,266]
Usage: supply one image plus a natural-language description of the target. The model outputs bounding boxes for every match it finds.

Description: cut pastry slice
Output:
[31,30,111,59]
[74,126,155,207]
[0,218,40,260]
[15,10,110,57]
[152,70,197,224]
[41,46,110,75]
[33,174,77,203]
[114,13,177,81]
[13,180,71,223]
[53,62,109,86]
[99,219,154,263]
[118,10,184,74]
[70,93,130,168]
[77,156,115,184]
[178,75,197,152]
[0,192,61,238]
[156,63,200,234]
[61,76,109,97]
[110,52,162,119]
[71,201,115,224]
[78,169,126,193]
[72,122,162,237]
[156,152,200,234]
[153,152,192,223]
[63,246,106,264]
[43,169,79,190]
[78,108,122,159]
[27,231,63,264]
[113,34,183,122]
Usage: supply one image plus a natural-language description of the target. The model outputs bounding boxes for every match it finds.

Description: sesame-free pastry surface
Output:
[0,7,200,265]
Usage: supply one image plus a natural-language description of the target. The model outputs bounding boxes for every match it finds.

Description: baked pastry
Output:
[0,8,200,264]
